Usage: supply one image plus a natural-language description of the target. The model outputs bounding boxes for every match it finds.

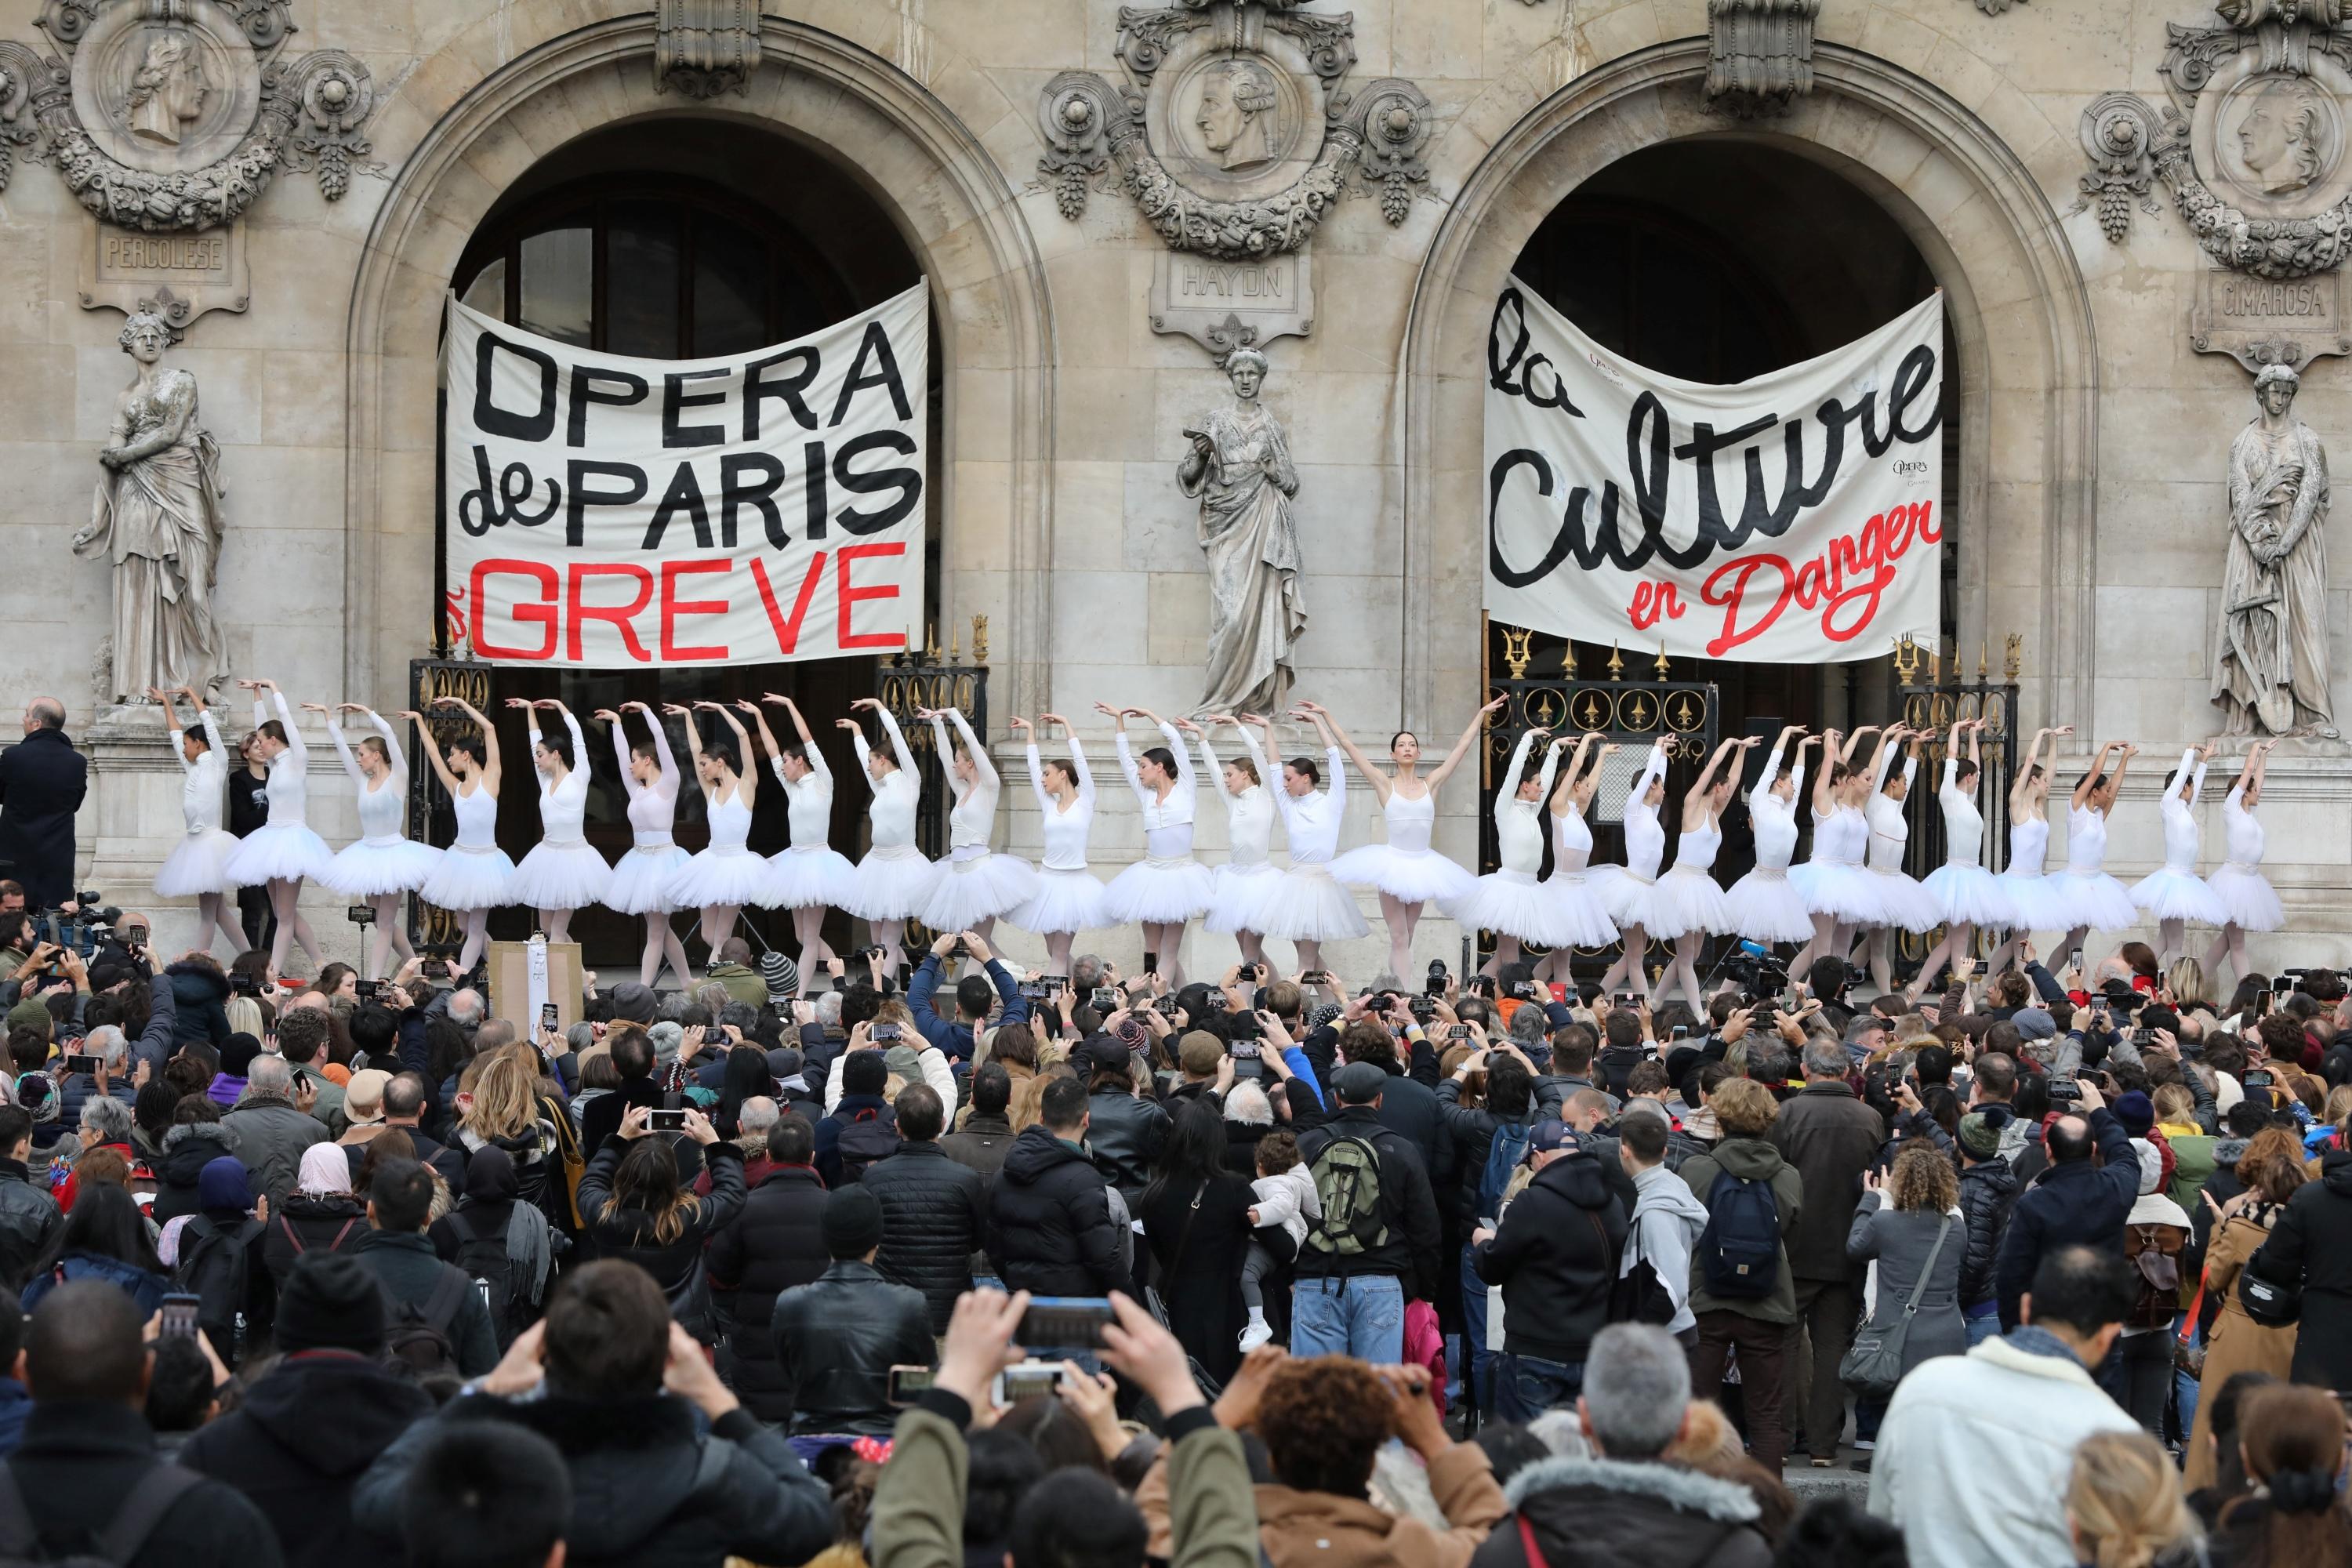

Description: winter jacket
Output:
[1472,1455,1772,1568]
[985,1125,1126,1297]
[220,1093,330,1213]
[813,1094,899,1188]
[706,1163,830,1424]
[907,953,1029,1062]
[1254,1437,1505,1568]
[770,1260,935,1436]
[575,1141,746,1344]
[0,1160,60,1291]
[177,1349,434,1568]
[350,1229,498,1378]
[1626,1159,1711,1335]
[1370,1064,1454,1200]
[259,1195,368,1288]
[1677,1136,1805,1325]
[166,960,233,1049]
[939,1111,1016,1187]
[55,1071,136,1142]
[351,1121,467,1196]
[353,1388,833,1568]
[1472,1150,1626,1366]
[1767,1080,1886,1283]
[1868,1330,2137,1568]
[1084,1087,1171,1202]
[2249,1144,2352,1388]
[1956,1155,2019,1309]
[859,1141,985,1334]
[21,1250,171,1319]
[1847,1197,1967,1374]
[0,1401,279,1568]
[1434,1077,1563,1226]
[1297,1106,1446,1300]
[1993,1106,2139,1330]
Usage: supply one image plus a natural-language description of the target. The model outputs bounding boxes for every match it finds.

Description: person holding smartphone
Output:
[575,1103,743,1345]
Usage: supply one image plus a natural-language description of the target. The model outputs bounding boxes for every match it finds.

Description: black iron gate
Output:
[1891,633,2024,967]
[872,619,991,864]
[405,657,493,955]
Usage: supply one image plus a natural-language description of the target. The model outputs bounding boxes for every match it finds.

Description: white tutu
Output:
[666,845,775,912]
[1868,869,1943,933]
[2206,864,2285,931]
[1538,871,1621,949]
[1454,869,1559,946]
[1599,867,1657,930]
[1993,869,2071,933]
[325,837,442,898]
[1788,860,1885,925]
[420,844,516,912]
[608,843,691,915]
[2130,868,2228,926]
[842,844,940,922]
[1723,867,1815,944]
[1647,865,1733,939]
[768,844,857,912]
[1203,862,1282,935]
[924,854,1040,931]
[2051,869,2140,933]
[154,829,244,898]
[223,821,337,886]
[1922,862,2016,928]
[1013,866,1111,936]
[509,840,615,911]
[1102,856,1216,924]
[1251,863,1370,942]
[1327,844,1479,908]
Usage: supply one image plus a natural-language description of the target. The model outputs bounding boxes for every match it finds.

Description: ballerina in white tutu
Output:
[917,706,1037,957]
[1595,738,1671,1001]
[2132,743,2227,967]
[321,703,439,980]
[1256,705,1369,975]
[663,702,772,957]
[1788,729,1885,976]
[2205,739,2284,985]
[1456,726,1567,978]
[221,679,334,976]
[408,696,514,976]
[1007,714,1109,978]
[1649,736,1753,1008]
[1909,718,2007,999]
[1531,734,1621,992]
[1321,697,1501,982]
[838,698,938,978]
[1098,704,1216,988]
[747,695,855,983]
[148,685,247,959]
[594,701,694,991]
[2053,739,2143,963]
[502,699,610,946]
[1195,715,1281,973]
[1725,727,1817,951]
[1855,726,1941,995]
[1984,726,2071,975]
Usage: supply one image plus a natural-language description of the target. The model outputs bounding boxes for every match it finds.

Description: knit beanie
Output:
[5,1000,49,1041]
[274,1251,387,1354]
[610,982,659,1025]
[196,1155,250,1213]
[2114,1090,2155,1141]
[822,1184,885,1260]
[220,1032,263,1077]
[1957,1111,2002,1160]
[760,950,800,1004]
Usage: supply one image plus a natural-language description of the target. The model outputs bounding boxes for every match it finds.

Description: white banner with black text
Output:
[1483,281,1944,663]
[442,281,928,666]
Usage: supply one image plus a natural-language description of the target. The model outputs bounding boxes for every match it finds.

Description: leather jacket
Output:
[1083,1089,1170,1200]
[768,1261,935,1436]
[0,1161,60,1290]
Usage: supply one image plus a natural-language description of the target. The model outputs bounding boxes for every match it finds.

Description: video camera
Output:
[1711,939,1787,1006]
[31,893,120,961]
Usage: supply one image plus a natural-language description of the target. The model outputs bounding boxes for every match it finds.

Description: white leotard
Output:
[253,691,310,827]
[328,713,408,845]
[1276,746,1348,865]
[2008,815,2049,875]
[1866,753,1915,874]
[1748,737,1802,873]
[705,786,753,853]
[931,710,1000,862]
[2066,803,2111,875]
[1029,738,1097,873]
[450,782,499,850]
[2159,749,2209,875]
[1200,731,1274,868]
[619,718,680,848]
[1938,759,1984,868]
[852,710,922,851]
[2221,783,2265,871]
[1116,722,1198,859]
[1620,742,1670,880]
[1490,733,1562,877]
[169,709,228,837]
[1668,812,1723,876]
[528,713,590,847]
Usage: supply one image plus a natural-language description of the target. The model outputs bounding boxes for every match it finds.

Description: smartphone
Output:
[357,978,379,1000]
[995,1359,1064,1405]
[887,1364,936,1406]
[62,1054,103,1076]
[158,1293,201,1341]
[1090,987,1120,1011]
[1018,1296,1117,1350]
[2067,948,2085,972]
[873,1022,902,1042]
[1018,978,1053,1003]
[1447,1025,1470,1040]
[647,1108,688,1132]
[541,1002,561,1033]
[1671,1024,1690,1041]
[1142,951,1159,978]
[1614,992,1639,1009]
[703,1025,729,1047]
[2255,989,2274,1018]
[2244,1069,2276,1090]
[1301,971,1328,985]
[1154,996,1182,1020]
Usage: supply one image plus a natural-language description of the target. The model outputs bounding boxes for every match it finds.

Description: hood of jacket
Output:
[466,1392,713,1550]
[2321,1148,2352,1196]
[1505,1455,1763,1568]
[1962,1156,2018,1200]
[160,1120,238,1182]
[1506,1454,1760,1523]
[238,1352,434,1476]
[1531,1149,1617,1210]
[1632,1161,1711,1225]
[1000,1124,1090,1187]
[165,960,230,1004]
[280,1192,367,1224]
[1706,1136,1786,1183]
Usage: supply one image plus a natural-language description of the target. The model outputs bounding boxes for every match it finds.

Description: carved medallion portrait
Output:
[2193,56,2352,221]
[1146,34,1320,201]
[1190,56,1285,172]
[68,3,260,176]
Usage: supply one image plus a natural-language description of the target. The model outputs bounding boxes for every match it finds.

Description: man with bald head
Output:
[0,698,85,911]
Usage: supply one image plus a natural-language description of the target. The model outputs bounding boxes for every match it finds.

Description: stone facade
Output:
[3,0,2350,974]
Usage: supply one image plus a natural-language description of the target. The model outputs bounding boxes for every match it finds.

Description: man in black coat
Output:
[707,1116,831,1425]
[1993,1080,2140,1330]
[1293,1062,1444,1363]
[0,1279,280,1568]
[0,699,85,913]
[0,1107,60,1294]
[2248,1139,2352,1390]
[179,1253,434,1568]
[859,1083,983,1334]
[1471,1120,1628,1421]
[986,1077,1127,1297]
[769,1186,935,1436]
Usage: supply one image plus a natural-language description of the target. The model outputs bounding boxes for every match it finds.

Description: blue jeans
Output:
[2174,1312,2201,1445]
[1964,1306,2002,1348]
[1494,1352,1584,1422]
[1459,1245,1491,1411]
[1291,1275,1405,1362]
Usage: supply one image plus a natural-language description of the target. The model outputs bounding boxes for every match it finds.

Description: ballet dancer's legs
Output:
[1143,920,1189,988]
[698,902,744,956]
[1483,936,1523,979]
[641,913,693,989]
[363,892,407,979]
[1234,928,1271,973]
[2157,917,2186,969]
[1294,938,1324,980]
[456,908,491,976]
[1043,931,1076,979]
[539,907,574,945]
[1860,925,1896,998]
[1650,931,1705,1010]
[870,918,908,979]
[1597,924,1650,997]
[267,877,322,975]
[2205,923,2251,987]
[1790,913,1838,977]
[1910,920,1976,1000]
[194,892,249,959]
[789,904,831,983]
[1375,895,1421,982]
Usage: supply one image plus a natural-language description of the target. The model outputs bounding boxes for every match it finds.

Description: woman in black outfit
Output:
[717,1044,775,1139]
[576,1104,746,1342]
[1134,1097,1255,1386]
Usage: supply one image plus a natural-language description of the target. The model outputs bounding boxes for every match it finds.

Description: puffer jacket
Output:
[151,1120,241,1225]
[1472,1454,1771,1568]
[576,1141,746,1343]
[768,1261,935,1435]
[1084,1087,1170,1203]
[0,1162,60,1291]
[708,1163,831,1424]
[857,1141,985,1334]
[167,960,233,1048]
[986,1125,1126,1297]
[1957,1155,2020,1309]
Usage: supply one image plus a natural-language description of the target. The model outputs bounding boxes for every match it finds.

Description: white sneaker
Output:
[1239,1318,1273,1352]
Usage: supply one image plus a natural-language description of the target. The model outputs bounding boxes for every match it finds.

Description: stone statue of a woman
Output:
[72,308,227,704]
[1178,347,1308,715]
[2215,361,2336,738]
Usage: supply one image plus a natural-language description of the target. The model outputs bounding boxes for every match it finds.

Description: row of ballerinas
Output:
[1460,715,2288,1008]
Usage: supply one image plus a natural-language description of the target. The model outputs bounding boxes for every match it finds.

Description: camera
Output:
[1426,959,1449,997]
[1408,995,1437,1023]
[873,1022,903,1042]
[1716,939,1785,1000]
[1154,995,1182,1021]
[32,894,119,960]
[2049,1080,2082,1102]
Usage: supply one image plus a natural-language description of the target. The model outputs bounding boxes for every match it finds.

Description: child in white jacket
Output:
[1241,1129,1319,1351]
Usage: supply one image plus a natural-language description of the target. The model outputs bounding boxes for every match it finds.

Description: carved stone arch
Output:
[1399,39,2100,733]
[339,11,1054,707]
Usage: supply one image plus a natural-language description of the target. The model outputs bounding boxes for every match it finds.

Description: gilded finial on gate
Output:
[1653,641,1671,681]
[1892,633,1923,684]
[972,615,989,666]
[1606,642,1624,681]
[2003,633,2023,681]
[1501,626,1534,680]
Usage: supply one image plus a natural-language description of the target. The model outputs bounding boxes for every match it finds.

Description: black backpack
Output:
[381,1267,472,1377]
[835,1109,900,1184]
[0,1462,199,1566]
[172,1215,261,1365]
[1696,1167,1782,1299]
[438,1207,524,1350]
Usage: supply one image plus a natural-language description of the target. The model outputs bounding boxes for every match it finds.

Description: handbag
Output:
[1838,1214,1951,1399]
[2238,1252,2301,1328]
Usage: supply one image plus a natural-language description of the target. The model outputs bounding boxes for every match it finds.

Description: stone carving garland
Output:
[0,0,374,234]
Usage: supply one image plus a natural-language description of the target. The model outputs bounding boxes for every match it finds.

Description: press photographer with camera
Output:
[908,930,1029,1064]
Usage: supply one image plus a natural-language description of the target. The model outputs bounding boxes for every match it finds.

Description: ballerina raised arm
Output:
[1685,735,1741,822]
[430,695,500,793]
[766,693,831,785]
[1426,697,1509,795]
[695,701,757,806]
[1550,732,1603,815]
[1308,702,1392,806]
[2073,741,2122,811]
[1752,725,1802,815]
